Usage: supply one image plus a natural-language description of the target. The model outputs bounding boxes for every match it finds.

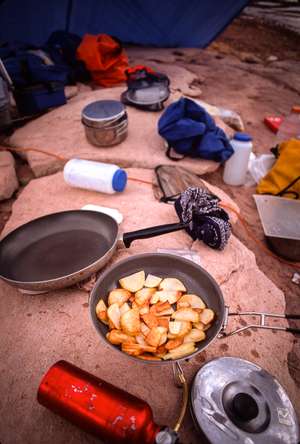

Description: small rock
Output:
[292,273,300,285]
[267,55,278,63]
[0,151,19,200]
[240,52,261,64]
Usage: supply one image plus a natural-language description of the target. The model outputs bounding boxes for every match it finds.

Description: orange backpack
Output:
[77,34,128,87]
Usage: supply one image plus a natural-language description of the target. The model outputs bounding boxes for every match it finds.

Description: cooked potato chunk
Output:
[119,270,145,292]
[159,278,186,292]
[135,288,156,306]
[140,322,150,336]
[163,342,196,360]
[156,290,182,304]
[120,309,140,336]
[139,304,150,315]
[107,303,121,329]
[138,354,162,361]
[108,289,131,307]
[177,294,206,310]
[199,308,215,325]
[142,313,158,329]
[120,302,131,316]
[165,338,184,350]
[157,317,170,329]
[171,308,199,323]
[150,292,160,304]
[106,330,136,345]
[183,329,206,343]
[146,327,164,347]
[144,274,163,288]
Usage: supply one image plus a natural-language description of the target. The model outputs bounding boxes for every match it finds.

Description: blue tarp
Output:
[0,0,248,48]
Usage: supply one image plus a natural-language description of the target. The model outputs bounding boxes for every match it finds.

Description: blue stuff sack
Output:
[158,97,234,162]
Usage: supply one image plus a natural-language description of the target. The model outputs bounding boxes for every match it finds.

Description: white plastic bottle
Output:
[64,159,127,194]
[223,132,253,186]
[276,106,300,143]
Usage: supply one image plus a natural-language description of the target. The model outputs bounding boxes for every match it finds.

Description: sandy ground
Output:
[1,11,300,423]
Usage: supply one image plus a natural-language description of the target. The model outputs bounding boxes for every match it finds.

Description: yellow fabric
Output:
[257,139,300,198]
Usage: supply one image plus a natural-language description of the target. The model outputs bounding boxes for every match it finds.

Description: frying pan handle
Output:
[122,222,188,248]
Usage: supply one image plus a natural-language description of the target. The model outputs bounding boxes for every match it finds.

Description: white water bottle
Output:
[223,133,253,186]
[64,159,127,194]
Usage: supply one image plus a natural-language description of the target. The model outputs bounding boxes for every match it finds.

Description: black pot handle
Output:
[123,222,188,248]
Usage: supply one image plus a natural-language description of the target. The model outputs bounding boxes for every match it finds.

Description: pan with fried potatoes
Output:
[90,253,225,364]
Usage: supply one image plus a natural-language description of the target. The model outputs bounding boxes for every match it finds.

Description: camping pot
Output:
[82,100,128,147]
[190,357,300,444]
[37,360,181,444]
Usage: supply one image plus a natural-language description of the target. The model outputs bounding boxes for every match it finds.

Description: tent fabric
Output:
[0,0,248,48]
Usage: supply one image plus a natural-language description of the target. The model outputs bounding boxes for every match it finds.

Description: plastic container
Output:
[64,159,127,194]
[223,132,253,186]
[276,106,300,143]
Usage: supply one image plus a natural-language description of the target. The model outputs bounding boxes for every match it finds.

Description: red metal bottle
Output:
[37,360,162,444]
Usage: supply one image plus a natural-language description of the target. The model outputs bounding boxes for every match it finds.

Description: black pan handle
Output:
[123,222,189,248]
[285,314,300,320]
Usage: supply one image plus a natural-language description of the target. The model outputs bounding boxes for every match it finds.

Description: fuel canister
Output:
[37,360,178,444]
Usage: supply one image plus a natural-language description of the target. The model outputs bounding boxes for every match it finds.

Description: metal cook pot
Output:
[0,210,188,292]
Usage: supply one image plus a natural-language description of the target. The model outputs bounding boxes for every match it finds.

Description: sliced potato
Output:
[150,292,160,304]
[138,354,161,361]
[108,288,131,307]
[171,308,199,323]
[144,274,162,288]
[122,343,143,356]
[154,307,174,317]
[177,294,206,310]
[106,329,136,345]
[193,322,205,331]
[120,302,131,316]
[157,317,170,329]
[107,303,121,329]
[135,288,156,306]
[136,334,147,346]
[120,308,140,336]
[169,320,192,338]
[183,329,206,343]
[159,278,186,292]
[156,290,182,304]
[145,327,164,347]
[157,326,168,346]
[95,299,108,324]
[199,308,215,325]
[119,270,145,292]
[156,345,167,357]
[163,342,196,360]
[155,301,172,313]
[139,304,150,316]
[140,322,150,336]
[132,301,140,311]
[165,338,184,350]
[142,313,158,329]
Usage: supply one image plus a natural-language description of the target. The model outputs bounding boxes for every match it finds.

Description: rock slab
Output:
[0,151,18,201]
[0,169,298,444]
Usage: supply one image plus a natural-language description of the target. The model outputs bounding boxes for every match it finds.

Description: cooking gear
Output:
[0,210,188,292]
[37,360,183,444]
[254,194,300,261]
[89,253,225,364]
[190,357,300,444]
[82,100,128,147]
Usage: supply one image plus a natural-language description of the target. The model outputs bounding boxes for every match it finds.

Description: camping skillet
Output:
[0,210,188,292]
[90,253,225,364]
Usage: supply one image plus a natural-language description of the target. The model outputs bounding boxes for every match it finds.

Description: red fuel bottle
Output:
[37,360,178,444]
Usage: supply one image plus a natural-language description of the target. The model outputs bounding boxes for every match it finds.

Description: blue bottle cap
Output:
[112,169,127,192]
[233,132,252,142]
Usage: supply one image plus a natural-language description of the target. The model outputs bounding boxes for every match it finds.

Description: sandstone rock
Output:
[8,87,218,178]
[0,151,18,200]
[0,169,298,444]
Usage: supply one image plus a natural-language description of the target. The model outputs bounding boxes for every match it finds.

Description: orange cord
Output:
[2,146,300,270]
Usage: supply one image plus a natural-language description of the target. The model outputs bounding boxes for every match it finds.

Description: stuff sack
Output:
[257,139,300,199]
[158,97,233,162]
[77,34,128,87]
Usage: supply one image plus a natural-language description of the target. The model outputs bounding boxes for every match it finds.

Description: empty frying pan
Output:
[0,210,188,292]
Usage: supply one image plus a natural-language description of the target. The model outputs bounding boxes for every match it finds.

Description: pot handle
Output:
[122,222,188,248]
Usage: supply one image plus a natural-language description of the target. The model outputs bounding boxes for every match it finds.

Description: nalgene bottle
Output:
[64,159,127,194]
[223,132,253,186]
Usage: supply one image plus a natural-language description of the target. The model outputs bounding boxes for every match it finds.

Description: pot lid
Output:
[82,100,125,122]
[190,357,300,444]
